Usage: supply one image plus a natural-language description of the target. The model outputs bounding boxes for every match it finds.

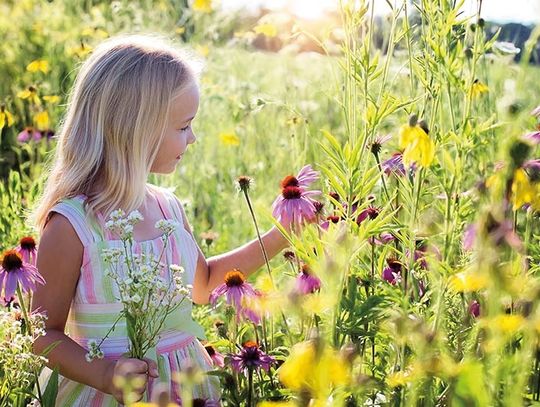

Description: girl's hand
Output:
[103,357,159,403]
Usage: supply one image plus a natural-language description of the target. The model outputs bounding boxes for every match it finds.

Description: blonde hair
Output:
[33,34,199,231]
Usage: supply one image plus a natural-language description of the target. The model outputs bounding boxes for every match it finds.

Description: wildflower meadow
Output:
[2,0,540,406]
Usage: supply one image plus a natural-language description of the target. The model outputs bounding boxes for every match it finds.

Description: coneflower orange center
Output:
[282,186,302,199]
[20,236,36,250]
[243,340,258,348]
[2,250,23,271]
[224,269,245,287]
[280,175,299,188]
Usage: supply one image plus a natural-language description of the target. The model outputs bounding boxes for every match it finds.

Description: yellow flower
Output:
[511,168,537,210]
[219,132,240,146]
[81,27,109,38]
[470,79,489,98]
[17,86,41,105]
[175,26,186,35]
[193,0,212,13]
[26,59,49,74]
[399,118,435,168]
[449,271,488,293]
[254,23,278,38]
[258,402,296,407]
[492,314,525,334]
[278,340,350,399]
[43,95,60,104]
[0,106,15,129]
[195,44,209,57]
[34,111,50,130]
[387,369,415,388]
[67,42,93,59]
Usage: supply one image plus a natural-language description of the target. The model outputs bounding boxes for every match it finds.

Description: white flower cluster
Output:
[92,209,192,360]
[155,219,178,235]
[0,309,48,390]
[105,209,144,240]
[85,339,104,362]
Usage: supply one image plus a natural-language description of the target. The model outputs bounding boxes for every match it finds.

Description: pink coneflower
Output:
[204,344,225,368]
[381,152,406,176]
[295,264,321,294]
[524,131,540,144]
[0,249,45,299]
[531,105,540,119]
[17,236,37,266]
[295,164,319,188]
[17,127,42,143]
[209,269,260,323]
[382,258,402,285]
[469,300,480,318]
[368,232,395,246]
[370,133,392,156]
[230,341,274,373]
[356,205,380,225]
[272,172,320,226]
[320,214,340,231]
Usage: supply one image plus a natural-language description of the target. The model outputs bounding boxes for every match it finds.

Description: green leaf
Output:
[40,368,59,407]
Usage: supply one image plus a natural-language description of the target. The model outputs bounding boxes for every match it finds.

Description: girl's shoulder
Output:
[146,183,186,224]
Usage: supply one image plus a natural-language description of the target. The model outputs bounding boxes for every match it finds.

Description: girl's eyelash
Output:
[180,125,190,131]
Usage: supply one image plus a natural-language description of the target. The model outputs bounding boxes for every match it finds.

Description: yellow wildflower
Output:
[81,27,109,38]
[67,42,93,59]
[449,271,488,293]
[175,26,186,35]
[219,132,240,146]
[258,402,296,407]
[511,168,538,210]
[43,95,60,104]
[470,79,489,98]
[387,369,415,387]
[0,105,15,129]
[34,111,50,130]
[399,115,435,168]
[278,340,350,400]
[195,44,209,57]
[192,0,212,13]
[26,59,49,74]
[254,23,278,38]
[492,314,525,334]
[17,86,41,105]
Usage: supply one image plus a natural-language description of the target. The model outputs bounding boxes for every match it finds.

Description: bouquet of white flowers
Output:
[86,209,192,361]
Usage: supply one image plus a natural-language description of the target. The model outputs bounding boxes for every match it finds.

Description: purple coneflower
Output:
[272,169,320,227]
[524,131,540,145]
[381,152,407,176]
[531,105,540,119]
[462,224,477,251]
[295,164,319,188]
[295,264,321,295]
[230,341,274,373]
[469,300,480,318]
[209,269,260,323]
[382,258,402,285]
[356,205,380,225]
[0,249,45,299]
[368,232,395,246]
[204,345,225,368]
[17,127,42,143]
[370,133,392,156]
[17,236,38,266]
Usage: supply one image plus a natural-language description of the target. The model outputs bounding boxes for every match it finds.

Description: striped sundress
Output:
[38,185,221,406]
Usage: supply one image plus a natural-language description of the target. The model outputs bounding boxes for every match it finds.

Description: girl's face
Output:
[150,83,199,174]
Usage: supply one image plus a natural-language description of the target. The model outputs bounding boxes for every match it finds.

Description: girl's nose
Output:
[188,130,197,145]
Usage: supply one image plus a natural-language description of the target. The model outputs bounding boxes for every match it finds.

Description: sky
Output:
[221,0,540,24]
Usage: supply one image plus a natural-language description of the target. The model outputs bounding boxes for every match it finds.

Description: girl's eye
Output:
[180,125,190,132]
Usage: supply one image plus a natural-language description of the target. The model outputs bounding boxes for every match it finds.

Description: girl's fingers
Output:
[142,357,159,378]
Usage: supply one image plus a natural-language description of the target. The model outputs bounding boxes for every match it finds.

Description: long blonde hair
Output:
[33,34,199,231]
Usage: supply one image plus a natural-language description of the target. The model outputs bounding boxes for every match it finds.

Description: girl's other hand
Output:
[104,357,159,403]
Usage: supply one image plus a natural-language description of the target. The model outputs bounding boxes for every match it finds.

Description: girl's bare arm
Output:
[178,205,289,304]
[32,214,115,394]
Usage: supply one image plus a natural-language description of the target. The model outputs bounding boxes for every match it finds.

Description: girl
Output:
[31,34,289,406]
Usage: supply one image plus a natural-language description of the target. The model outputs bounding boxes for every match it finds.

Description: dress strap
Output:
[47,196,104,246]
[151,186,185,225]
